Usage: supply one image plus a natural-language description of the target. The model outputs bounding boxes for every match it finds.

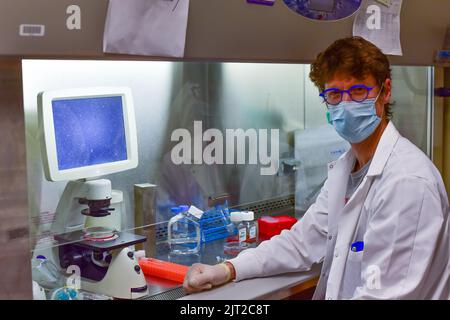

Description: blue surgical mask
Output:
[327,97,382,144]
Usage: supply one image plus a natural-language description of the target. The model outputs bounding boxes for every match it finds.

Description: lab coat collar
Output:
[366,121,400,177]
[332,121,400,178]
[326,148,355,224]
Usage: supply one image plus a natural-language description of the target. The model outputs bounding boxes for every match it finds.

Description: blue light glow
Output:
[52,96,128,170]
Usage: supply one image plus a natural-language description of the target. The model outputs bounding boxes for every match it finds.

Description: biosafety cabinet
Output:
[0,0,449,299]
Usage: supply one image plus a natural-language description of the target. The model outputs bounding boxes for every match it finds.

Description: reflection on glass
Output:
[23,60,432,255]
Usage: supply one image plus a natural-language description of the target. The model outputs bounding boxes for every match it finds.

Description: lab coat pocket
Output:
[341,250,364,298]
[347,250,364,262]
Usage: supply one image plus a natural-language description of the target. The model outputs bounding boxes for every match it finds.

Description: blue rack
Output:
[199,208,231,243]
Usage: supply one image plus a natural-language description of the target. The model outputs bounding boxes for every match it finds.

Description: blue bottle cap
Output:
[179,205,190,212]
[170,207,182,214]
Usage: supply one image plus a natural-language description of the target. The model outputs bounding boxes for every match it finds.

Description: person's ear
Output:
[376,79,391,118]
[382,79,392,105]
[376,103,384,119]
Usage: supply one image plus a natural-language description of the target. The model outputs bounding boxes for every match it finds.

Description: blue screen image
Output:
[52,96,128,170]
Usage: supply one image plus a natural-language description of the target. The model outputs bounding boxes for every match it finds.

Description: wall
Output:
[0,59,32,299]
[0,0,449,65]
[186,0,450,65]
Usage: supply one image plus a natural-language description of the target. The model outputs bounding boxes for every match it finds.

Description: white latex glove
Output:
[183,263,231,294]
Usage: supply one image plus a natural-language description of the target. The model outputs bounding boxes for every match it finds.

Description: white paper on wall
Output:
[103,0,190,58]
[353,0,403,56]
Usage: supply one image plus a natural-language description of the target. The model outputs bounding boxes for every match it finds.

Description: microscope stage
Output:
[54,230,147,252]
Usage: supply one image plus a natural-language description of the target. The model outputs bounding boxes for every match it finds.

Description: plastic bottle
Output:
[167,205,201,255]
[31,255,65,289]
[223,212,247,256]
[236,214,248,245]
[242,211,258,247]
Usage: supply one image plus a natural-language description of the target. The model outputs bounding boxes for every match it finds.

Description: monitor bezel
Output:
[38,87,138,182]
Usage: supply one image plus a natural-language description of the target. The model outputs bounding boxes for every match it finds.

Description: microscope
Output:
[37,87,148,299]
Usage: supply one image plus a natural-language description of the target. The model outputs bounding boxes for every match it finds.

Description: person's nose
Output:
[341,90,352,102]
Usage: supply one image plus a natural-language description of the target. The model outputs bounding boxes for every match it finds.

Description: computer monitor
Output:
[38,87,138,182]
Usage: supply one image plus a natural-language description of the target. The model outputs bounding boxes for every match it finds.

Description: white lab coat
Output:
[230,121,450,299]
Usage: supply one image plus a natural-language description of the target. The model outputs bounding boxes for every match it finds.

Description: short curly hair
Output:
[310,36,393,119]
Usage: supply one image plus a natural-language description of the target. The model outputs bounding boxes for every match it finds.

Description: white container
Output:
[231,212,247,243]
[223,212,247,256]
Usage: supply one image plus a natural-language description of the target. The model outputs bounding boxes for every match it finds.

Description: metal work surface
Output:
[180,264,321,300]
[142,237,321,300]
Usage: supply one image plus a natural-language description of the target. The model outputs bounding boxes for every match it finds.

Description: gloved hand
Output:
[183,263,232,294]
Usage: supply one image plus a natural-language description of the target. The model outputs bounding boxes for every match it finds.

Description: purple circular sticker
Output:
[283,0,363,21]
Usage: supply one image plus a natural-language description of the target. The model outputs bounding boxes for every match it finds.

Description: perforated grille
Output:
[235,195,295,219]
[140,286,186,300]
[156,224,168,242]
